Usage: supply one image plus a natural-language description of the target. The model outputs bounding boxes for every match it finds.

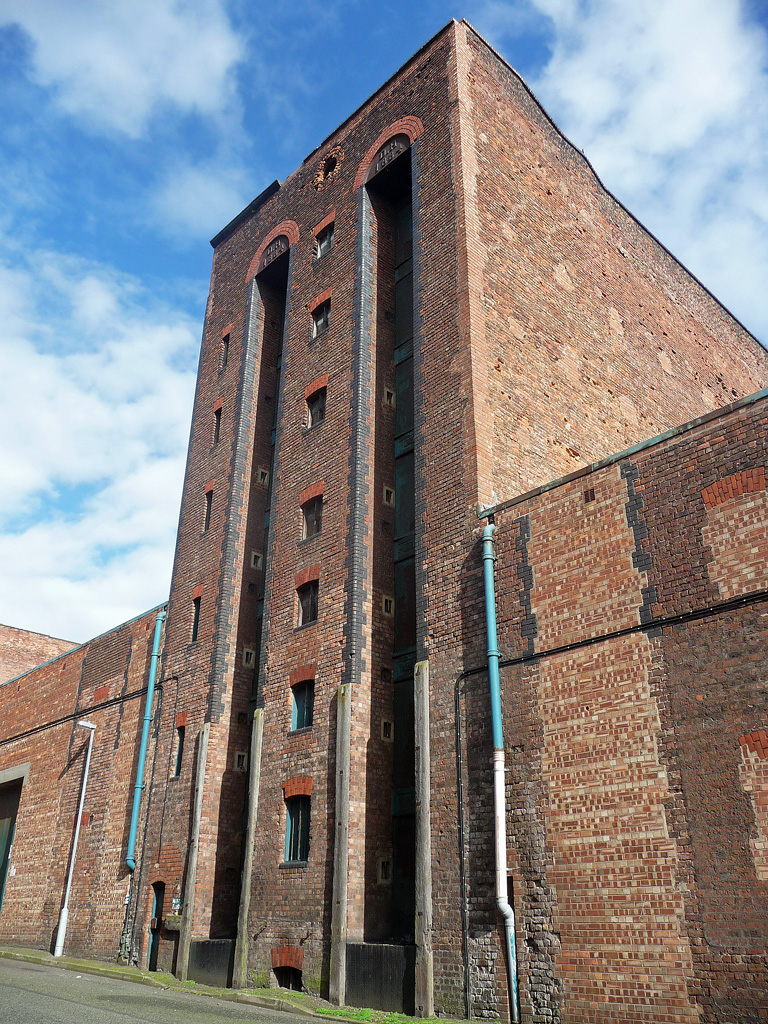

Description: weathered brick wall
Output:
[461,25,767,505]
[135,16,768,1013]
[0,624,76,684]
[0,608,161,961]
[473,394,768,1023]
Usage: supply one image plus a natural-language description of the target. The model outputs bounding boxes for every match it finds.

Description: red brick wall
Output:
[460,24,767,506]
[474,394,768,1022]
[0,608,162,961]
[0,624,76,684]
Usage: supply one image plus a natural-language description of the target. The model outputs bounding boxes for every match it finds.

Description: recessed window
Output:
[191,596,201,643]
[584,487,596,503]
[382,595,394,617]
[251,550,263,570]
[291,680,315,731]
[297,581,319,627]
[383,485,395,507]
[221,332,230,371]
[383,387,395,409]
[174,726,185,776]
[243,647,255,668]
[213,407,222,445]
[307,387,326,428]
[203,489,213,532]
[234,751,248,773]
[316,223,334,259]
[381,719,393,742]
[312,299,330,338]
[302,495,323,539]
[258,468,270,487]
[378,858,392,884]
[285,795,310,862]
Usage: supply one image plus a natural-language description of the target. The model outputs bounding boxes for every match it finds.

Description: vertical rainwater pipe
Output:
[482,522,520,1023]
[54,719,97,957]
[126,608,166,872]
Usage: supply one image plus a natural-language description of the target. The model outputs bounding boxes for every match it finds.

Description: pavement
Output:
[0,945,324,1018]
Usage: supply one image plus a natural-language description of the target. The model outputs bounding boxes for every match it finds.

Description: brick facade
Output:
[0,624,76,684]
[1,19,767,1023]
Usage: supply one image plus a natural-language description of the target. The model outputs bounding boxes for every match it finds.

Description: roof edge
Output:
[477,388,768,520]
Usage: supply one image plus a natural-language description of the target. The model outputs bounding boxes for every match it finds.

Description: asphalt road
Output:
[0,958,309,1024]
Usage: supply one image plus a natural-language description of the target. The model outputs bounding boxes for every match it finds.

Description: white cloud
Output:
[469,0,768,344]
[149,158,257,240]
[1,0,244,137]
[0,244,198,639]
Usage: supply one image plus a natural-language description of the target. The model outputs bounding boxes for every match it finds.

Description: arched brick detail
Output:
[308,287,332,313]
[271,944,304,970]
[295,565,320,589]
[289,663,316,686]
[353,116,425,188]
[283,775,313,798]
[305,374,328,400]
[312,210,335,237]
[702,467,765,508]
[299,481,324,506]
[246,220,300,282]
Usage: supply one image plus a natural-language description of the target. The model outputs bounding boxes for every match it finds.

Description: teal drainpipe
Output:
[126,608,166,872]
[482,522,520,1023]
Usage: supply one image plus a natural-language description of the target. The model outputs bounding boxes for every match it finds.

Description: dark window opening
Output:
[316,223,334,259]
[213,407,221,445]
[291,680,315,730]
[191,596,201,643]
[274,965,303,991]
[174,726,185,776]
[221,333,230,371]
[312,299,330,337]
[285,795,310,862]
[203,489,212,532]
[302,495,323,538]
[297,581,319,626]
[307,387,326,428]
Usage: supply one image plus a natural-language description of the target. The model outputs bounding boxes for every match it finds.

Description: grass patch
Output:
[316,1008,373,1020]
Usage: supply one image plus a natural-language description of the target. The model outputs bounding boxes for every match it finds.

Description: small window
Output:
[378,858,392,884]
[258,468,270,487]
[203,489,213,532]
[174,726,185,776]
[383,485,395,507]
[302,495,323,539]
[312,299,330,338]
[213,407,222,445]
[234,751,248,773]
[243,647,255,668]
[297,581,319,627]
[191,596,201,643]
[291,680,315,730]
[382,595,394,617]
[285,795,310,862]
[251,550,263,570]
[315,223,334,259]
[381,719,393,742]
[307,387,326,428]
[221,332,230,371]
[383,387,395,409]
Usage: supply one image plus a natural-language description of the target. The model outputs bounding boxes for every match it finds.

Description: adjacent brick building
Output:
[1,20,767,1024]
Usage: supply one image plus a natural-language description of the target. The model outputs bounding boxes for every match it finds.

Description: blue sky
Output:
[1,0,767,642]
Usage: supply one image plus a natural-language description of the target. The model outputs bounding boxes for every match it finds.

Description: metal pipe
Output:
[54,720,97,958]
[482,522,520,1023]
[126,609,166,872]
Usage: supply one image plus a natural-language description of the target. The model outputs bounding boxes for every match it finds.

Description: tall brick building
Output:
[1,20,767,1024]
